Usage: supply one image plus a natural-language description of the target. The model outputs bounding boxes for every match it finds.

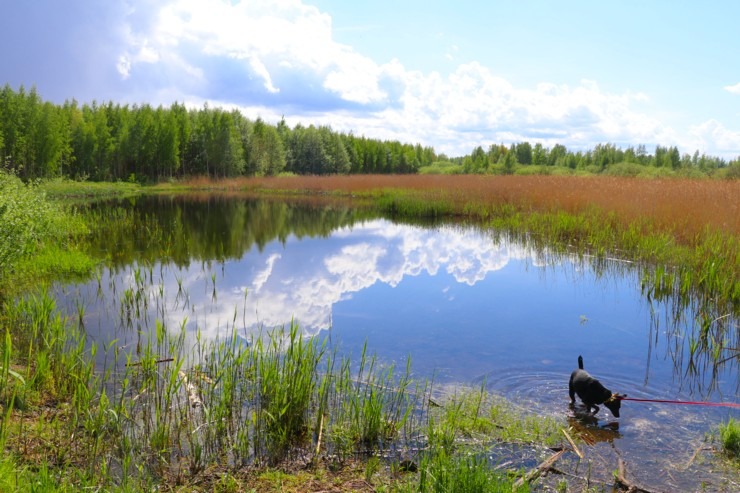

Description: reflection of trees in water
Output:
[81,194,738,397]
[81,194,379,267]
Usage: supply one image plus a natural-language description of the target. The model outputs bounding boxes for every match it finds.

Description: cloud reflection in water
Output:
[175,219,535,340]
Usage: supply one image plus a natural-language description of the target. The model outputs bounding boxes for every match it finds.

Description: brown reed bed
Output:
[168,175,740,239]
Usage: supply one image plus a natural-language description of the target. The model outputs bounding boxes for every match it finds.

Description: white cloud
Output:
[252,253,281,292]
[323,49,386,103]
[689,120,740,156]
[110,0,734,158]
[117,55,132,79]
[122,0,386,102]
[264,62,673,155]
[724,82,740,94]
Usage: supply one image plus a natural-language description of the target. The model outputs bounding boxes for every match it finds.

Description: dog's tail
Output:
[578,355,584,369]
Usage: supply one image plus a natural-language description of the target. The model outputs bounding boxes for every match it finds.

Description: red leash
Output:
[619,397,740,409]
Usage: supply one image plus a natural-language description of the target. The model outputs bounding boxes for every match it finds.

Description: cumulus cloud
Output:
[2,0,738,158]
[689,120,740,156]
[120,0,387,103]
[724,82,740,94]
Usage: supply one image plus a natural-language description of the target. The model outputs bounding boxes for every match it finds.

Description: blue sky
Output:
[1,0,739,158]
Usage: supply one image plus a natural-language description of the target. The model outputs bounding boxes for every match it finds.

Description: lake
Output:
[55,194,739,491]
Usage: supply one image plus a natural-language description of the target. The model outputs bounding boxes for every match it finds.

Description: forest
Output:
[0,84,737,182]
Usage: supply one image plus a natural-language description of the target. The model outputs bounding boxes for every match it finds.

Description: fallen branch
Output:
[546,467,613,489]
[615,458,658,493]
[125,357,174,367]
[681,443,711,471]
[561,428,583,459]
[513,449,565,490]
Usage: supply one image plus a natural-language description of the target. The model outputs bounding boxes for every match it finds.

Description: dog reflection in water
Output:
[567,415,621,445]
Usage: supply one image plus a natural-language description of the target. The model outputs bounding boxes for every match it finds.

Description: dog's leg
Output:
[569,375,576,402]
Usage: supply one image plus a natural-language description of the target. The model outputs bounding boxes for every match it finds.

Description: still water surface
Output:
[57,195,738,490]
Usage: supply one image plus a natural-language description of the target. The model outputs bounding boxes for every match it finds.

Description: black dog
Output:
[569,355,624,417]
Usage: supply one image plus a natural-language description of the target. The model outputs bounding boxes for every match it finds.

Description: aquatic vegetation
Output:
[429,386,561,448]
[330,344,417,454]
[717,418,740,458]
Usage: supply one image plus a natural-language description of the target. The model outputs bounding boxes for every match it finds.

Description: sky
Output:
[1,0,739,158]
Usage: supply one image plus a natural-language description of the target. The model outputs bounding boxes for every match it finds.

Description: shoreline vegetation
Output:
[1,170,739,491]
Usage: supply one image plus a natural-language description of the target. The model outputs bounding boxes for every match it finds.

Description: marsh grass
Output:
[251,322,327,462]
[429,386,561,449]
[0,282,565,490]
[166,175,738,237]
[3,175,738,490]
[717,418,740,458]
[402,449,529,493]
[39,177,142,200]
[329,344,417,453]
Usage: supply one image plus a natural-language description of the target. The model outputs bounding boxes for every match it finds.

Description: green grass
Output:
[428,386,562,448]
[38,177,142,200]
[718,418,740,458]
[408,450,529,493]
[251,322,328,462]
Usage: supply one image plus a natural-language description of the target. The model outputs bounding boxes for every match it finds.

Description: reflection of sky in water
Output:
[56,216,738,493]
[59,218,737,406]
[216,220,530,338]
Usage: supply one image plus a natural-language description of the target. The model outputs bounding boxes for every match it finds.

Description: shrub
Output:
[0,171,59,274]
[603,162,645,177]
[0,170,90,292]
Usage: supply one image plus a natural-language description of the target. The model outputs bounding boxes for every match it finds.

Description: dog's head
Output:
[604,393,626,418]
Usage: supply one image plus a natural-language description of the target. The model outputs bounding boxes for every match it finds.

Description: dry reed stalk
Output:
[168,175,740,239]
[179,370,202,408]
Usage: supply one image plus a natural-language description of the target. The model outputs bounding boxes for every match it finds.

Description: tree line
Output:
[457,141,736,174]
[0,85,436,181]
[0,84,736,182]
